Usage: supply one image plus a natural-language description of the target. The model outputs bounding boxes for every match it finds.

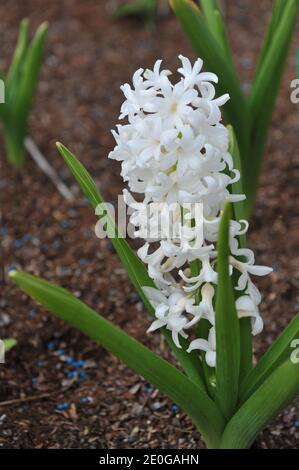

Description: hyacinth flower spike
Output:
[10,56,299,449]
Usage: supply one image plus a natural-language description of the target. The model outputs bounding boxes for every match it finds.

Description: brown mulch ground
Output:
[0,0,298,449]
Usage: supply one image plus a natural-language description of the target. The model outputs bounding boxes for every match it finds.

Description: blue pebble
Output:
[61,219,70,229]
[80,396,91,405]
[72,360,85,368]
[79,371,87,379]
[83,228,92,237]
[14,239,22,249]
[79,258,87,266]
[68,209,77,217]
[294,421,299,428]
[67,370,78,379]
[47,341,55,350]
[143,385,153,394]
[22,234,32,242]
[32,377,38,385]
[0,227,8,236]
[52,240,61,249]
[28,308,36,317]
[65,356,74,364]
[56,348,65,355]
[56,402,69,411]
[171,404,179,413]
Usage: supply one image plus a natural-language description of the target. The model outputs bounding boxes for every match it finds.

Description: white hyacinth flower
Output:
[110,55,272,363]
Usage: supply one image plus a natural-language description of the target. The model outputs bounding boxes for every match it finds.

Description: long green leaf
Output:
[113,0,157,19]
[170,0,249,163]
[0,19,29,129]
[247,0,299,211]
[56,142,205,389]
[12,22,48,133]
[200,0,232,61]
[9,270,225,448]
[6,19,29,104]
[254,0,288,79]
[239,313,299,404]
[227,125,246,227]
[215,203,240,419]
[200,0,221,44]
[220,358,299,448]
[228,125,252,381]
[251,0,298,108]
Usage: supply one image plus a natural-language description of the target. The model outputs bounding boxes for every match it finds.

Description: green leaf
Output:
[113,0,157,19]
[215,202,240,419]
[170,0,249,163]
[3,338,17,353]
[239,313,299,404]
[254,0,287,79]
[200,0,232,61]
[227,125,246,228]
[227,125,252,381]
[56,142,205,389]
[220,358,299,448]
[2,126,26,167]
[251,0,298,108]
[247,0,299,212]
[12,21,48,135]
[6,19,29,103]
[9,270,226,449]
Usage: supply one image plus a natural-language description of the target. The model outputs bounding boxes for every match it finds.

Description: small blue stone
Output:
[171,404,179,413]
[79,258,87,266]
[80,396,92,404]
[52,240,61,249]
[65,356,74,365]
[61,219,70,229]
[14,239,22,249]
[83,228,92,237]
[28,308,36,317]
[67,370,78,379]
[47,341,55,350]
[294,421,299,428]
[56,402,69,411]
[143,385,153,394]
[0,227,8,236]
[68,209,78,217]
[73,360,85,368]
[56,348,65,355]
[79,371,87,379]
[32,377,38,385]
[22,234,32,242]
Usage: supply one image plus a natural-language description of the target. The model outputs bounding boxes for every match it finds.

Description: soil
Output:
[0,0,298,449]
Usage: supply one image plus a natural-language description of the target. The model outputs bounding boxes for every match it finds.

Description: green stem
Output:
[3,127,25,167]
